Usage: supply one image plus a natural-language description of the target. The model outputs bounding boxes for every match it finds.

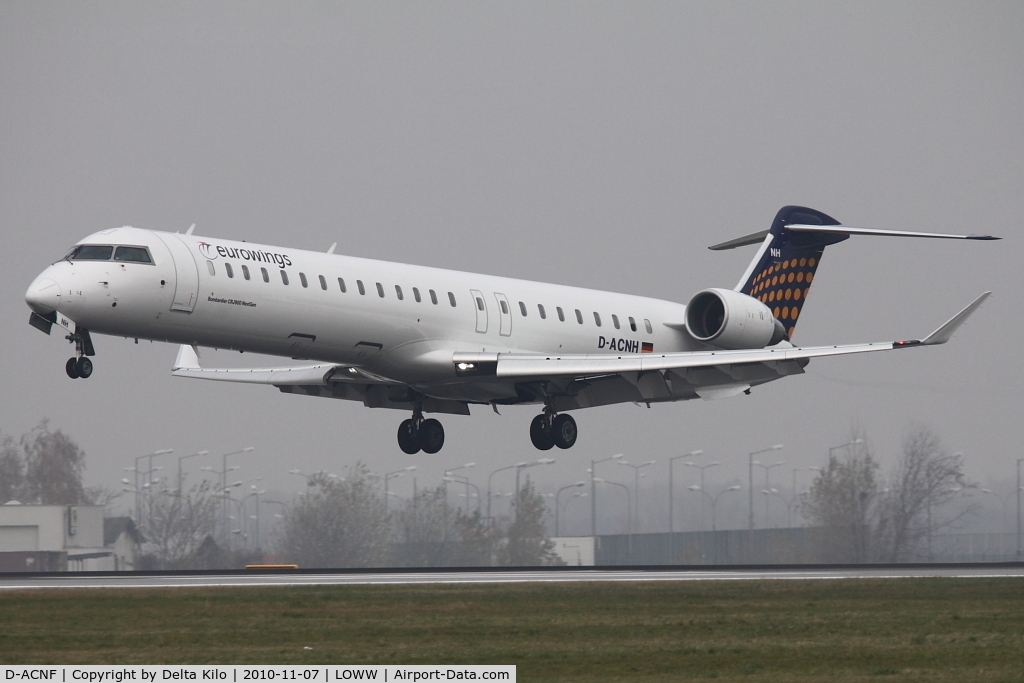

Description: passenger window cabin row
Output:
[207,261,654,335]
[209,260,460,308]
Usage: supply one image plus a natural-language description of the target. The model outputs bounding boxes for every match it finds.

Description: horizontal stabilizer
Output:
[786,224,1000,241]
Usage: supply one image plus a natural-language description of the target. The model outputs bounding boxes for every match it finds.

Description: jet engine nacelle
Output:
[685,288,787,349]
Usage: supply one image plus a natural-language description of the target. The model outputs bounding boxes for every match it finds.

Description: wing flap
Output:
[170,344,399,386]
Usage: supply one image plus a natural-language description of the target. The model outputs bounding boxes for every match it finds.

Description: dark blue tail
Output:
[738,206,848,340]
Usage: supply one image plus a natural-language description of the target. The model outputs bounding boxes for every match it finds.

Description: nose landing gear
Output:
[65,356,92,379]
[530,407,577,451]
[64,329,95,379]
[397,405,445,454]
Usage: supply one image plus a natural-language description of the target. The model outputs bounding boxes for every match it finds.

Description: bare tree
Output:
[391,485,497,566]
[800,425,976,563]
[20,420,88,505]
[876,426,976,562]
[278,463,389,568]
[138,481,219,569]
[497,479,563,566]
[798,442,882,563]
[0,433,23,504]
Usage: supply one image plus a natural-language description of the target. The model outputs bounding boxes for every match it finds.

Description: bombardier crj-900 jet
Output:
[26,206,995,454]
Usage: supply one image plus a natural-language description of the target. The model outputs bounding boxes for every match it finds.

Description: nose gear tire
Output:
[65,357,80,379]
[75,357,93,379]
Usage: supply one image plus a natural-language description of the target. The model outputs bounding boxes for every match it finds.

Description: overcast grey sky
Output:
[2,2,1021,531]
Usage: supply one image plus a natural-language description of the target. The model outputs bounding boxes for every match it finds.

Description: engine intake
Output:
[685,288,787,349]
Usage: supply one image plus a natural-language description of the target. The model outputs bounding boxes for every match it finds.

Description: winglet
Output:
[173,344,202,370]
[916,292,992,346]
[327,242,337,254]
[185,224,196,236]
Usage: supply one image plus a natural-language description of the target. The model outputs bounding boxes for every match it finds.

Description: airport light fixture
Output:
[684,460,720,532]
[669,448,703,561]
[488,462,527,520]
[748,445,783,530]
[828,439,864,464]
[131,449,172,526]
[753,460,786,528]
[594,477,632,554]
[177,450,209,492]
[689,484,741,562]
[619,460,656,534]
[590,453,624,536]
[555,482,586,537]
[514,459,555,522]
[385,466,417,508]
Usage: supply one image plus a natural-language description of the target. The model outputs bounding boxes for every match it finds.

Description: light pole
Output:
[753,460,785,528]
[669,450,703,535]
[828,439,864,464]
[221,447,254,545]
[590,453,624,536]
[488,463,523,520]
[244,488,266,550]
[689,485,740,563]
[618,460,655,534]
[514,459,554,523]
[981,488,1020,533]
[131,449,173,525]
[444,475,482,515]
[670,449,703,563]
[444,462,476,511]
[177,450,209,492]
[748,445,783,529]
[555,482,586,536]
[594,478,631,558]
[684,460,720,532]
[386,466,417,509]
[1018,458,1024,557]
[764,488,794,527]
[289,469,341,486]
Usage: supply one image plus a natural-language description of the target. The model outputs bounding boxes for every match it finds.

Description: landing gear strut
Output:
[530,406,577,451]
[397,404,445,454]
[64,330,94,379]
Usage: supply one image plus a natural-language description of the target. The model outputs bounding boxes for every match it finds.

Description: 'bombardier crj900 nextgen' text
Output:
[25,206,996,454]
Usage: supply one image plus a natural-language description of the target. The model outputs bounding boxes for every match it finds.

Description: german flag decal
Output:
[641,342,654,353]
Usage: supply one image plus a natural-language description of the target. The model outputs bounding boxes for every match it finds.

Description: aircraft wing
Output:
[454,292,991,380]
[170,344,399,386]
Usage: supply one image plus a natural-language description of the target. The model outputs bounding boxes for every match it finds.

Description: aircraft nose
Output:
[25,276,61,315]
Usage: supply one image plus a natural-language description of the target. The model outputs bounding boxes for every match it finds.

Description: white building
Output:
[0,503,138,571]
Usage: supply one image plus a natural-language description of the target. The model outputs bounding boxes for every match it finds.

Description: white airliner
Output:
[25,206,995,454]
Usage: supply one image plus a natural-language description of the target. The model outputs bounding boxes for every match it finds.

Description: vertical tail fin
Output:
[713,206,849,341]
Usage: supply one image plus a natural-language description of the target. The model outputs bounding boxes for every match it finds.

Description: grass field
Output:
[0,578,1021,681]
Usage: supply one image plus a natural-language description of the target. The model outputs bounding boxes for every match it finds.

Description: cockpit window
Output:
[65,245,113,261]
[113,246,152,263]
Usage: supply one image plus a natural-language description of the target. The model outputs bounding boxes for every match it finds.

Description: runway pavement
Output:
[2,564,1023,590]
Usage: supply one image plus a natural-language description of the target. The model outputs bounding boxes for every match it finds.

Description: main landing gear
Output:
[529,408,577,451]
[397,406,445,454]
[64,329,95,379]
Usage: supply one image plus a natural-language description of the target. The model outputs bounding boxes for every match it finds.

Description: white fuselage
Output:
[27,227,706,404]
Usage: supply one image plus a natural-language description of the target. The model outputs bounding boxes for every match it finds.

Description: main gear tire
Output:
[397,419,421,454]
[551,413,577,450]
[418,418,445,454]
[529,414,554,451]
